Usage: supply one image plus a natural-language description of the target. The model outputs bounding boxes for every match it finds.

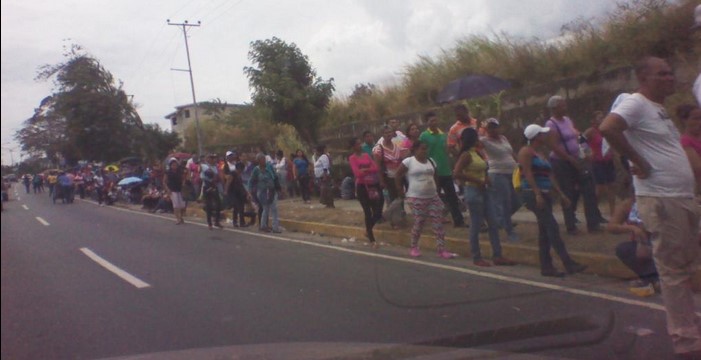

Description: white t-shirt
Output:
[314,153,331,178]
[612,93,694,198]
[402,157,437,198]
[480,135,517,174]
[694,73,701,106]
[376,130,407,145]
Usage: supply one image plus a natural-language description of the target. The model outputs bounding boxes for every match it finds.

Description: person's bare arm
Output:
[395,164,408,198]
[684,147,701,191]
[600,113,652,178]
[548,127,580,167]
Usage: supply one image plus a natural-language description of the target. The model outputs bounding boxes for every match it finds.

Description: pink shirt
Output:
[372,141,408,178]
[681,134,701,158]
[349,152,380,185]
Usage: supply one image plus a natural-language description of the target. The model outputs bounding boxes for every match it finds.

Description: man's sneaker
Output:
[473,259,492,267]
[541,268,565,277]
[567,227,581,236]
[409,247,421,257]
[566,262,588,274]
[628,280,655,297]
[437,249,456,259]
[493,257,517,266]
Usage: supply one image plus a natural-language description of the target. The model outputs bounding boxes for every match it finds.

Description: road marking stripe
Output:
[80,199,686,313]
[17,196,20,200]
[22,205,29,210]
[79,248,151,289]
[35,217,49,226]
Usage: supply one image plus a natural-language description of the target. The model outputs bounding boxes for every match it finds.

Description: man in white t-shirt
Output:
[376,118,407,146]
[601,56,701,358]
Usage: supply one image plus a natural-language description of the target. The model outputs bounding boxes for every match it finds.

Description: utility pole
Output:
[168,19,203,157]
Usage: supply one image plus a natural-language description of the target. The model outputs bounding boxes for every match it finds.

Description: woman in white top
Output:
[395,141,455,259]
[274,150,289,199]
[480,118,520,242]
[313,144,334,208]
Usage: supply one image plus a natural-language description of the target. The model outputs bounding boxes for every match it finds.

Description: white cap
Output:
[485,118,500,126]
[524,124,551,140]
[693,4,701,30]
[225,151,234,157]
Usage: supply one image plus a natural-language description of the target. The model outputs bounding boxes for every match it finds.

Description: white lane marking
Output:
[22,205,29,210]
[79,248,151,289]
[17,196,20,200]
[81,199,682,313]
[35,217,49,226]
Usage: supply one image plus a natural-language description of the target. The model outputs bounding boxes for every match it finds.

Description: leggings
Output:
[356,184,383,242]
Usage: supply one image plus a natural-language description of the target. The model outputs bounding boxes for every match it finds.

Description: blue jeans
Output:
[257,189,279,231]
[488,173,520,234]
[521,191,575,271]
[464,186,502,260]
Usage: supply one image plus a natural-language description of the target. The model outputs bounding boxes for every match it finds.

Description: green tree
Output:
[244,37,335,145]
[16,44,177,165]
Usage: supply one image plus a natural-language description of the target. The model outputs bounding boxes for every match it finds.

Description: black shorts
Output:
[592,160,615,185]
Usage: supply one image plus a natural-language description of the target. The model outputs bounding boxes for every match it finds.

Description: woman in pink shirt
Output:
[679,104,701,189]
[349,137,383,247]
[403,123,421,154]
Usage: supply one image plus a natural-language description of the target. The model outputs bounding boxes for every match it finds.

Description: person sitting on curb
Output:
[606,196,660,297]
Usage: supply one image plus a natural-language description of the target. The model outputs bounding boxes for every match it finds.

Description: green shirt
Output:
[419,129,451,176]
[361,143,373,157]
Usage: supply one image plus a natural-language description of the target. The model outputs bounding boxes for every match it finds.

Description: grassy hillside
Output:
[322,0,699,133]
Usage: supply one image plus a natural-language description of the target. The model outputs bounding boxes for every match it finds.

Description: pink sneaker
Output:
[438,249,456,259]
[409,247,421,257]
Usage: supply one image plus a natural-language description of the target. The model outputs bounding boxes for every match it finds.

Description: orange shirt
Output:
[447,118,478,150]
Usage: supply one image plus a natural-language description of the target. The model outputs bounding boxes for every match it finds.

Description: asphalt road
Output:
[0,183,687,360]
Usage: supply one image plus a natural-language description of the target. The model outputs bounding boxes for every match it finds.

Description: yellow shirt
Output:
[48,175,58,185]
[462,149,487,187]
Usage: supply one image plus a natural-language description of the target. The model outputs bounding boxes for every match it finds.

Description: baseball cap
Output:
[691,4,701,30]
[524,124,551,140]
[225,151,234,157]
[485,118,500,126]
[168,157,178,164]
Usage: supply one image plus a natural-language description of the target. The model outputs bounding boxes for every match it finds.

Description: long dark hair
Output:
[295,149,309,163]
[459,127,478,154]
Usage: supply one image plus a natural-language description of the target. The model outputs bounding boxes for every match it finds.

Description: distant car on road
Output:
[3,174,18,182]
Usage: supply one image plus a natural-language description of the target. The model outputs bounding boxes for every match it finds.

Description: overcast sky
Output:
[0,0,619,164]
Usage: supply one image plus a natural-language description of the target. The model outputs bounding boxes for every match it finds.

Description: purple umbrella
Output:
[436,74,511,104]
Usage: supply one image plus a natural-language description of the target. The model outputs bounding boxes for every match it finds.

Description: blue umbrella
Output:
[436,74,511,104]
[117,176,143,186]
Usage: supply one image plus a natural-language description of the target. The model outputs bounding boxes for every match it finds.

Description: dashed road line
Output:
[79,248,151,289]
[22,205,29,210]
[35,217,49,226]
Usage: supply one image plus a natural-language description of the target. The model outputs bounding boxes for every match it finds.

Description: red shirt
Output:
[587,127,612,162]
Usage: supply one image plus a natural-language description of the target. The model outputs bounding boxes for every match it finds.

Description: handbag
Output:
[365,184,380,200]
[512,167,522,190]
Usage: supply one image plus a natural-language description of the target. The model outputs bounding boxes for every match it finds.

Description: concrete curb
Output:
[184,206,635,280]
[278,219,636,280]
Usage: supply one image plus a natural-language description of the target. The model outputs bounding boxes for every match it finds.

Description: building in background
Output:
[165,102,242,142]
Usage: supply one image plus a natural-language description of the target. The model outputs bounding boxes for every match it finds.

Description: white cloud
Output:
[0,0,619,164]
